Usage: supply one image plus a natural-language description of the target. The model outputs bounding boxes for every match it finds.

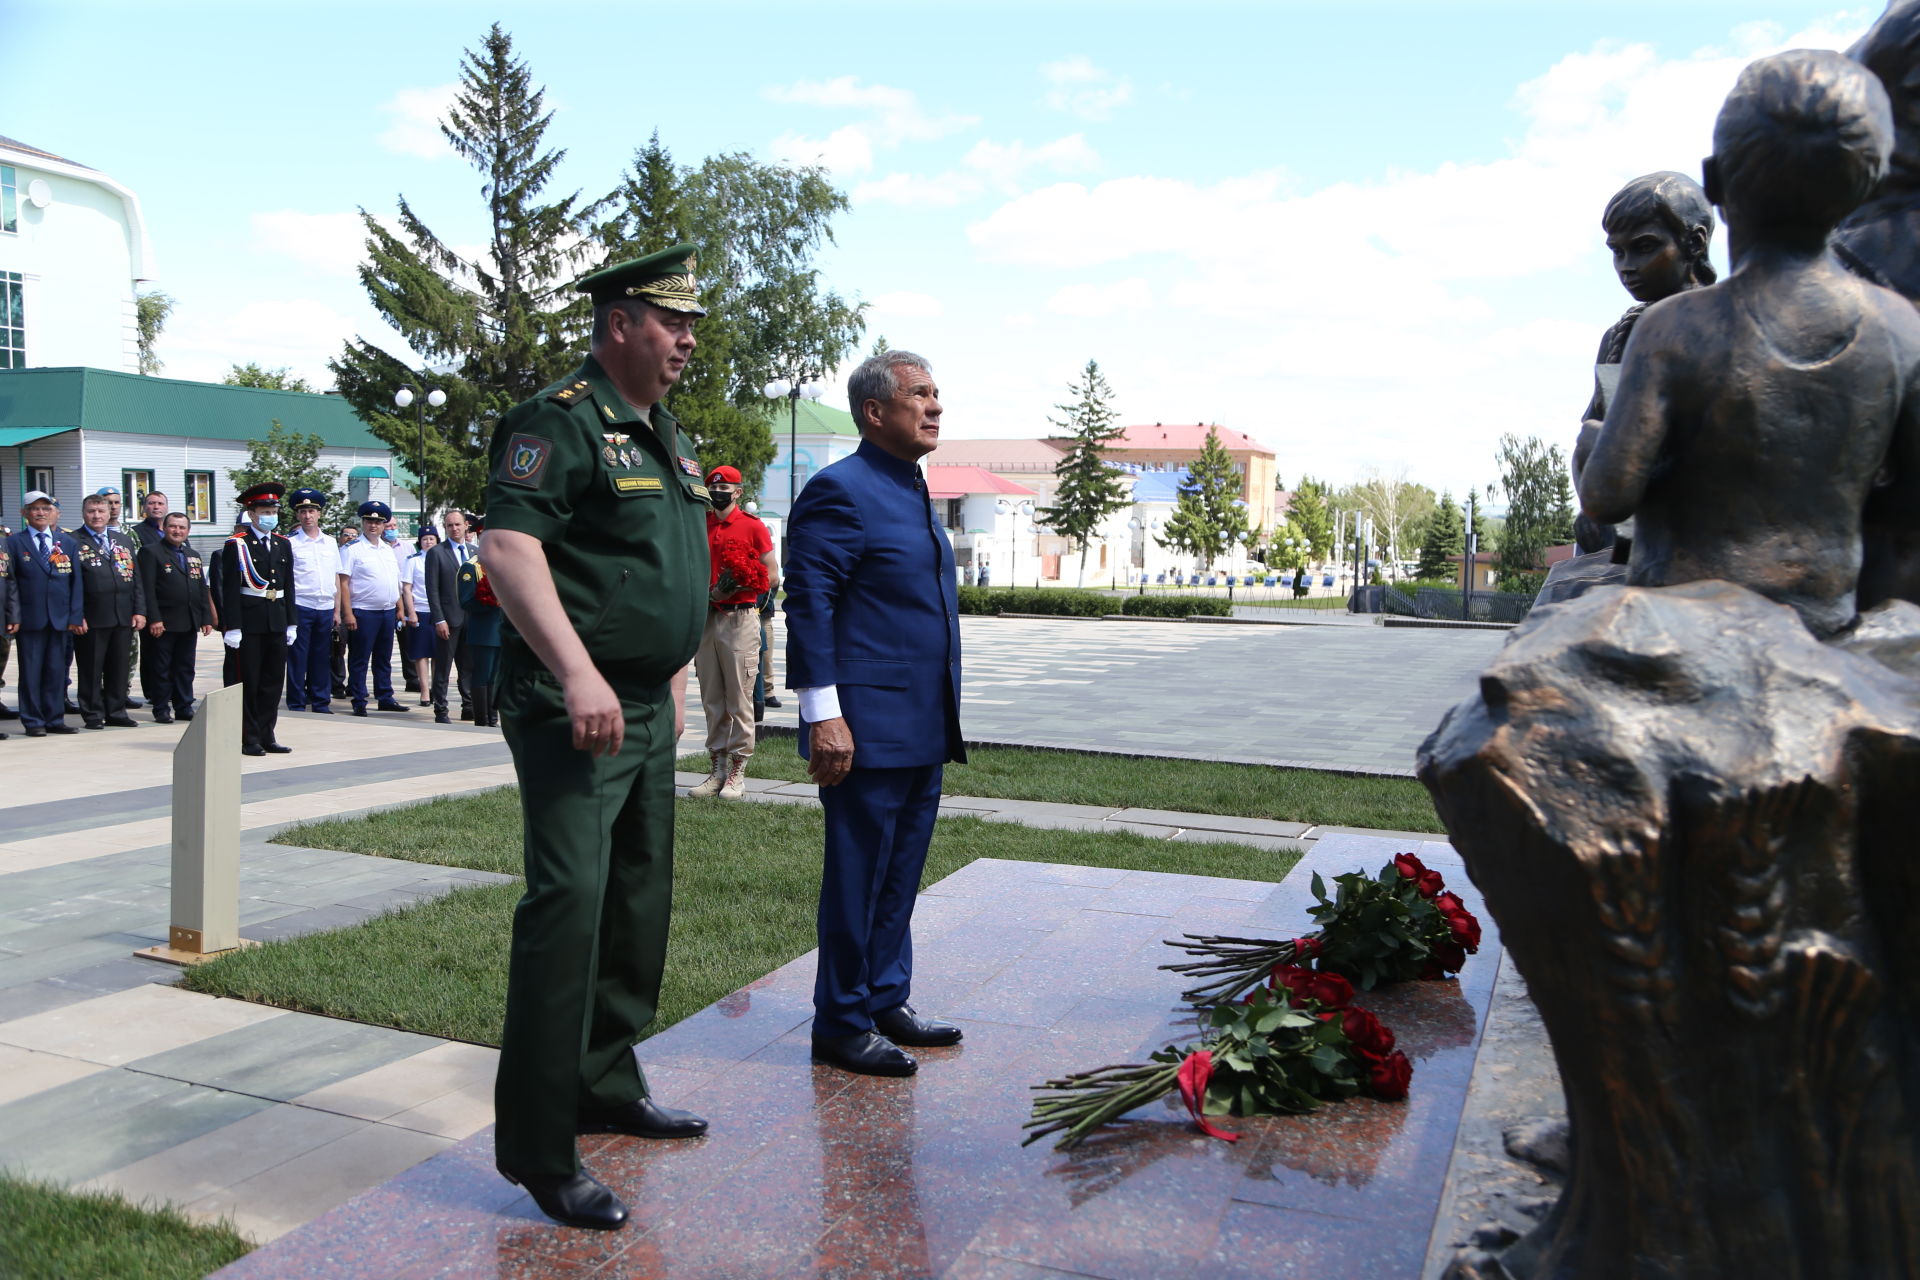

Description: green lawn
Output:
[184,790,1299,1046]
[680,736,1441,833]
[0,1176,251,1280]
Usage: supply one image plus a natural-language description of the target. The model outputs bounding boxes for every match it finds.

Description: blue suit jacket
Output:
[7,528,84,631]
[784,440,965,769]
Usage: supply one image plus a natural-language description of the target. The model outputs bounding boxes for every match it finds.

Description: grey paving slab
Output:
[126,1014,441,1101]
[1168,828,1303,853]
[0,1066,277,1184]
[1108,807,1311,838]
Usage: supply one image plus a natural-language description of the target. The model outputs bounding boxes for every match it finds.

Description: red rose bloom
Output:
[1392,852,1427,882]
[1445,906,1482,952]
[1416,868,1446,898]
[1430,940,1467,974]
[1342,1007,1396,1058]
[1368,1050,1413,1100]
[1272,967,1354,1010]
[1433,891,1465,916]
[1292,935,1322,961]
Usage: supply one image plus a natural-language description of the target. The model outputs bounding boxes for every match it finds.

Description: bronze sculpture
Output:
[1423,48,1920,1279]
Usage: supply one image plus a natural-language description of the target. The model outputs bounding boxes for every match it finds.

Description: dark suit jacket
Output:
[7,528,84,632]
[132,518,168,549]
[70,527,147,627]
[216,529,295,632]
[424,540,468,628]
[784,439,964,769]
[138,541,214,631]
[0,543,18,630]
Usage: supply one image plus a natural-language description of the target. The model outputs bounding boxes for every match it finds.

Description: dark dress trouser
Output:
[15,628,73,729]
[231,632,287,748]
[74,625,133,723]
[430,620,469,714]
[153,632,197,715]
[287,606,334,709]
[813,762,945,1038]
[493,659,675,1177]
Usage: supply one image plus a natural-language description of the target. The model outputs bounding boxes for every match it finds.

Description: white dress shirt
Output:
[340,537,403,612]
[287,528,341,611]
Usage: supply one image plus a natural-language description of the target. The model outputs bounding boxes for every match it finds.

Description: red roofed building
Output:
[1096,423,1279,534]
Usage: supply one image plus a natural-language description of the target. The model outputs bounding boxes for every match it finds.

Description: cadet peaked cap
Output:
[22,489,56,507]
[358,500,393,520]
[238,482,285,508]
[706,465,742,485]
[289,488,328,509]
[575,244,707,315]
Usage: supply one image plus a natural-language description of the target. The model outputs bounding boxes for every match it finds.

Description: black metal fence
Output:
[1349,584,1533,624]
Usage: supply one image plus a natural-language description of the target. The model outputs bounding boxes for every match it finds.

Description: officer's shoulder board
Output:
[547,379,593,407]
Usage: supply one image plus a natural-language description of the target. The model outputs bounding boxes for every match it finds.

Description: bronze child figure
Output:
[1580,48,1920,639]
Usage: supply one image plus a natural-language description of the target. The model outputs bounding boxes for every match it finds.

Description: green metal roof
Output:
[0,426,75,447]
[0,367,385,449]
[787,399,859,438]
[348,465,391,479]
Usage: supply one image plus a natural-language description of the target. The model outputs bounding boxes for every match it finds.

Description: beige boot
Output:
[718,753,748,799]
[687,752,728,798]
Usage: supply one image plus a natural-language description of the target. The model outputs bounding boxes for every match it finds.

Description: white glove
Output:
[285,625,298,645]
[223,629,242,649]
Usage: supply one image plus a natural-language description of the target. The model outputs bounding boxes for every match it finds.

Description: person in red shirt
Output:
[688,465,780,798]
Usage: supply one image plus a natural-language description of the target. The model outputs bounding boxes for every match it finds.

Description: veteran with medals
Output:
[137,513,215,722]
[482,245,713,1231]
[69,492,147,729]
[217,483,298,755]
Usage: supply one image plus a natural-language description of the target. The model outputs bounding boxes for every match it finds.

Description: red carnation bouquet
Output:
[472,569,499,609]
[1163,851,1481,1004]
[1024,975,1412,1151]
[711,539,770,602]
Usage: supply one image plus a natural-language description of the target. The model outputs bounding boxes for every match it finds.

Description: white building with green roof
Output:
[763,398,862,520]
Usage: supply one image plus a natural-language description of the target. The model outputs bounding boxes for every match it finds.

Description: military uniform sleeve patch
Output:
[500,433,555,488]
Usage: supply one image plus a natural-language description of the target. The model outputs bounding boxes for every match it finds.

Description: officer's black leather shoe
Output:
[127,696,145,708]
[434,711,451,724]
[241,744,266,757]
[498,1167,628,1231]
[873,1003,964,1047]
[812,1030,917,1077]
[578,1097,709,1139]
[105,715,139,728]
[264,743,292,754]
[311,705,335,714]
[84,720,104,730]
[376,700,411,713]
[152,710,174,724]
[44,723,78,735]
[351,705,368,717]
[0,705,18,719]
[23,727,46,738]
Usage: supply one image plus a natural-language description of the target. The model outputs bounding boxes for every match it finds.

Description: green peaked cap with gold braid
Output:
[574,243,707,315]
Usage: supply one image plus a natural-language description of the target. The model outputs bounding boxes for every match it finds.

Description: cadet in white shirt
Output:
[285,489,342,714]
[337,500,414,716]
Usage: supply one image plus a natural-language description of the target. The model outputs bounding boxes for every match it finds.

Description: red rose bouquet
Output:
[473,570,499,609]
[711,540,770,602]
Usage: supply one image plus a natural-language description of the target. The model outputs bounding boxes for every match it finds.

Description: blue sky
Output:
[8,1,1880,498]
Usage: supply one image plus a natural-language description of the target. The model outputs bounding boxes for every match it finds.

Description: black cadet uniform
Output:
[70,522,147,727]
[137,537,213,721]
[217,488,297,753]
[487,351,711,1179]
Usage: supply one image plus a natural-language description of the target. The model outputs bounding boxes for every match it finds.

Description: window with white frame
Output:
[28,465,53,496]
[122,470,154,503]
[0,272,22,368]
[0,166,15,235]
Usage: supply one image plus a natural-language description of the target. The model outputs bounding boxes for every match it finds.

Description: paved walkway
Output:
[0,623,1460,1249]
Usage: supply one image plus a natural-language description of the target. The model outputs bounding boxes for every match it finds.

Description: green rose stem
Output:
[1161,934,1310,1006]
[1024,1060,1185,1150]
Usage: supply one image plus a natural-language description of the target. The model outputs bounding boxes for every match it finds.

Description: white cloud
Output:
[770,125,876,175]
[1047,278,1151,318]
[251,210,388,276]
[376,83,458,159]
[1041,56,1133,121]
[765,77,976,177]
[871,291,945,318]
[852,172,976,206]
[164,297,414,390]
[854,134,1100,207]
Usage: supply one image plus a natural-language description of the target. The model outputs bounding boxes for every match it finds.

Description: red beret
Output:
[706,465,742,485]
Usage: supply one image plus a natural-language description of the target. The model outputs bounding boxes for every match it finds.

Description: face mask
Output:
[709,489,736,509]
[255,514,279,532]
[383,528,400,543]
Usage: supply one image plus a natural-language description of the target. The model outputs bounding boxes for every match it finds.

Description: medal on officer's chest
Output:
[603,444,619,467]
[603,431,632,470]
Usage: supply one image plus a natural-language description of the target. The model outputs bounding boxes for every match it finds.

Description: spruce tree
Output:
[1158,425,1249,572]
[1039,360,1129,586]
[1414,489,1466,580]
[1286,477,1335,561]
[600,137,864,490]
[330,23,597,514]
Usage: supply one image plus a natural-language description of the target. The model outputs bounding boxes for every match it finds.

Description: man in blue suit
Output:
[8,492,85,735]
[785,350,966,1077]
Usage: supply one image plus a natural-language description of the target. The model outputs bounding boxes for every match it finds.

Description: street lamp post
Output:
[1463,489,1479,619]
[762,374,827,514]
[394,383,447,530]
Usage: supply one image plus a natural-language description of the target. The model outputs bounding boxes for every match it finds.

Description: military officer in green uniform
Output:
[481,245,714,1231]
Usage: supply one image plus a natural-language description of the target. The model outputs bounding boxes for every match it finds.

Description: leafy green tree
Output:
[1286,476,1335,561]
[329,23,597,514]
[871,335,891,357]
[226,422,346,528]
[1039,360,1129,586]
[1336,469,1436,577]
[135,290,173,376]
[1158,425,1249,571]
[1494,434,1576,594]
[1413,490,1466,580]
[600,134,864,488]
[224,363,315,393]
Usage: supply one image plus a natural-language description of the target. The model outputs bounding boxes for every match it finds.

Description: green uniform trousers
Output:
[493,656,675,1176]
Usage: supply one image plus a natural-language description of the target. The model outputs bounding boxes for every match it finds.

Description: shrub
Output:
[1120,594,1233,618]
[958,587,1112,616]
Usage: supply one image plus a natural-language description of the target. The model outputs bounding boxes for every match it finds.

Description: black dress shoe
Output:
[44,723,78,735]
[872,1003,964,1048]
[460,707,474,721]
[578,1097,709,1140]
[0,705,18,719]
[24,727,45,738]
[127,696,145,708]
[263,742,292,754]
[352,705,368,717]
[104,715,139,728]
[765,695,782,708]
[310,705,335,715]
[498,1168,628,1231]
[84,720,104,731]
[375,700,412,713]
[811,1030,917,1077]
[176,710,194,721]
[152,710,174,724]
[434,711,451,724]
[63,701,81,715]
[242,744,266,757]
